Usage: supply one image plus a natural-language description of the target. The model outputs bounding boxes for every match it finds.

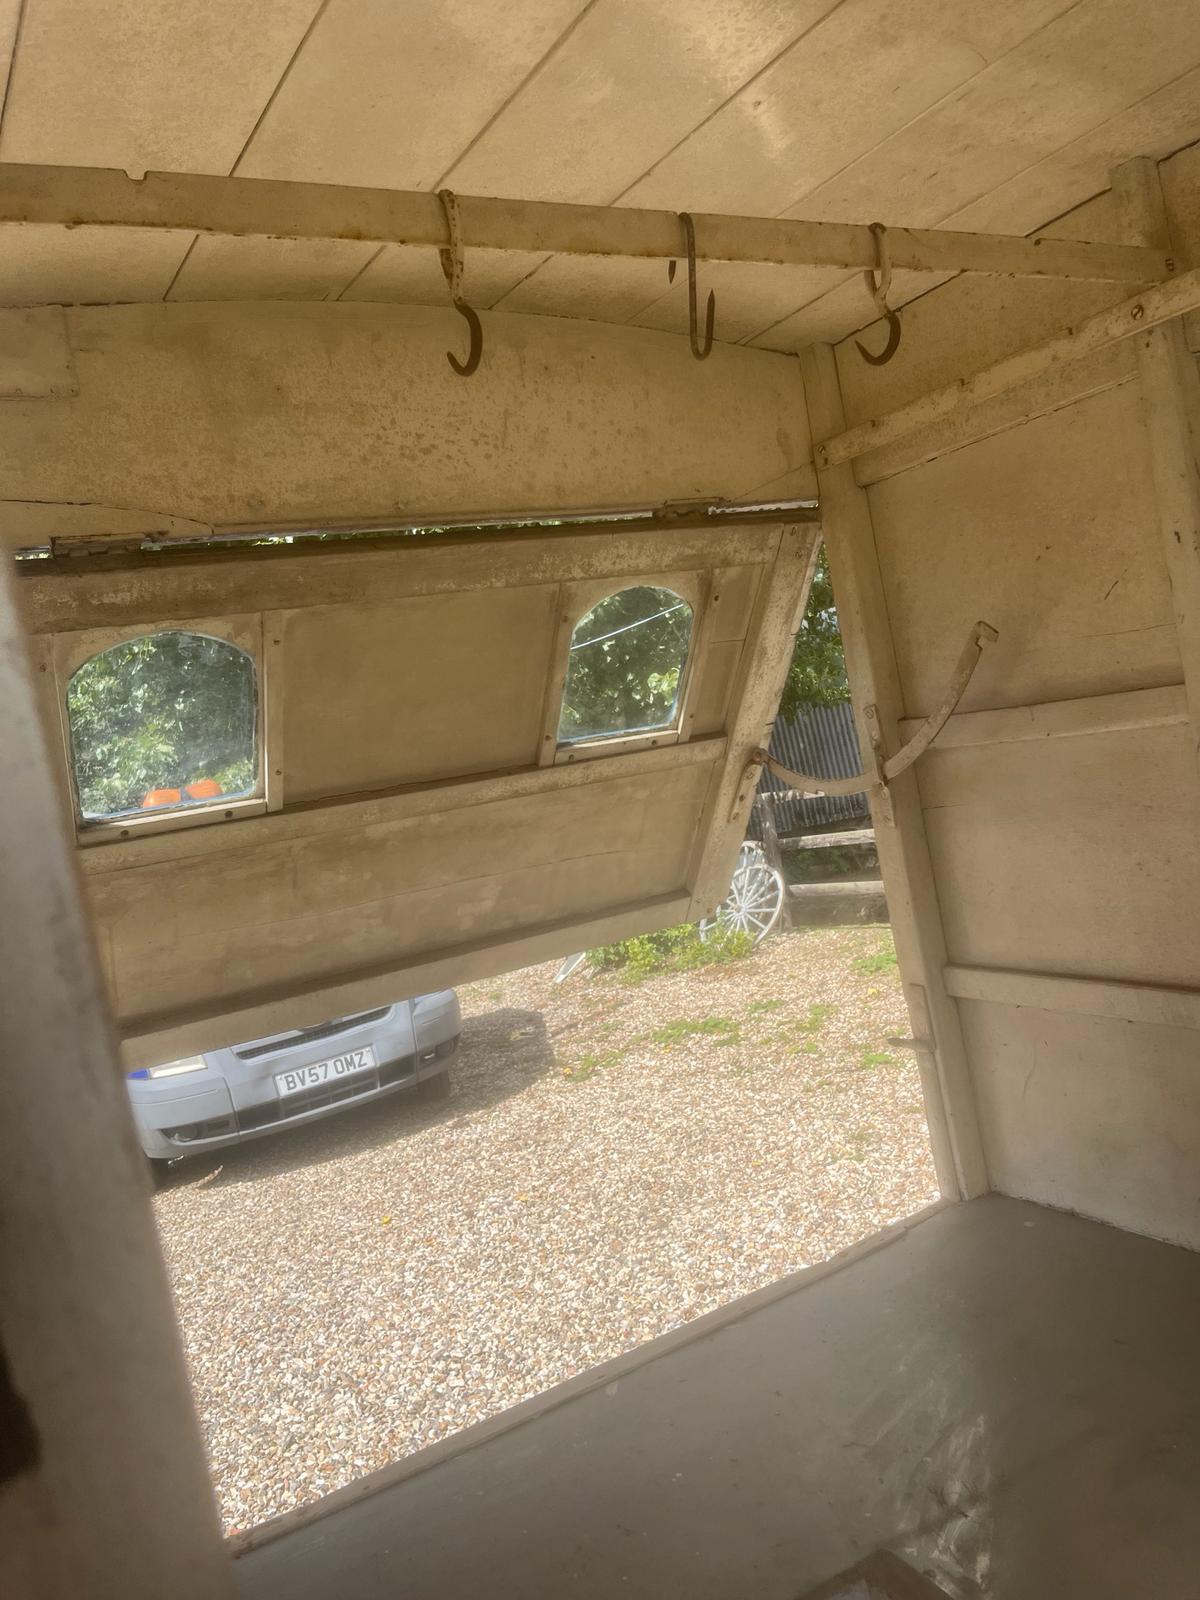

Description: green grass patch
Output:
[588,921,753,983]
[748,997,783,1016]
[852,934,897,977]
[859,1049,896,1069]
[649,1015,741,1047]
[560,1048,622,1084]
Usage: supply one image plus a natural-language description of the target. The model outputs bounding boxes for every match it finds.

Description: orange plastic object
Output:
[185,778,222,800]
[142,788,182,808]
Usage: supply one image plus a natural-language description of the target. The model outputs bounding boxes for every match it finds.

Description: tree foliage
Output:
[67,631,257,818]
[779,546,847,720]
[558,585,692,741]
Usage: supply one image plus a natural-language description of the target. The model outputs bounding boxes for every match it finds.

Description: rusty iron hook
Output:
[676,212,715,360]
[855,221,901,367]
[436,188,483,377]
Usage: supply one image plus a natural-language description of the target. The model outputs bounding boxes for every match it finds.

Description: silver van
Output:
[127,991,461,1168]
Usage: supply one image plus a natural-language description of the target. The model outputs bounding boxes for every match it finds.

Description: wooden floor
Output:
[233,1195,1200,1600]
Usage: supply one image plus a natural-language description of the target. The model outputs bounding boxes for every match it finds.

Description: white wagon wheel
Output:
[699,841,786,947]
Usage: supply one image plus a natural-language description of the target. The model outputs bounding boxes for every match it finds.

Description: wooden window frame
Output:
[539,570,713,767]
[47,611,273,845]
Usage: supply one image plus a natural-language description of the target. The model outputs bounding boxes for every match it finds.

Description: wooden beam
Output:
[1113,159,1200,777]
[0,559,233,1595]
[780,826,876,850]
[818,264,1200,468]
[896,684,1187,752]
[0,162,1172,283]
[945,963,1200,1033]
[799,343,988,1201]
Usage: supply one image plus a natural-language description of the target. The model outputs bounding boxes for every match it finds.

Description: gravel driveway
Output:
[152,925,936,1535]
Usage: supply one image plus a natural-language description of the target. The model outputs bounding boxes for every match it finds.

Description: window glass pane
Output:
[558,586,693,744]
[67,632,257,821]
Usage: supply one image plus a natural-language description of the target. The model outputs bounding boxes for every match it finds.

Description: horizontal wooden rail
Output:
[945,963,1200,1032]
[0,162,1173,284]
[818,266,1200,467]
[779,826,876,851]
[896,684,1186,752]
[788,878,885,900]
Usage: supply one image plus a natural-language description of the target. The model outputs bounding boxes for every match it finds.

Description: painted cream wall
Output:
[0,301,814,530]
[833,150,1200,1249]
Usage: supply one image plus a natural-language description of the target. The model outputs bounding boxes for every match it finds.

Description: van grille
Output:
[233,1007,391,1061]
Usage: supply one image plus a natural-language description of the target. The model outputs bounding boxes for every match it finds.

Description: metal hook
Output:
[855,221,901,367]
[678,212,715,360]
[436,188,483,377]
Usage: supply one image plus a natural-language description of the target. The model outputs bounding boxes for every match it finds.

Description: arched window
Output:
[558,585,693,745]
[66,631,257,822]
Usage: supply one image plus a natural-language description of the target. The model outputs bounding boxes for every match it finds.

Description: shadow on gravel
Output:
[153,1006,554,1194]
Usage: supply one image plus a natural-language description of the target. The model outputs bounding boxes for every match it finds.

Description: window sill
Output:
[554,728,681,764]
[75,796,267,847]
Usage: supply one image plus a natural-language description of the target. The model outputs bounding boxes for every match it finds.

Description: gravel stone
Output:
[152,925,937,1534]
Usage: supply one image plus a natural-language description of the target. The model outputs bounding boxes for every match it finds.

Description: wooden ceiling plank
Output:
[508,0,1074,314]
[170,0,588,299]
[745,13,1200,350]
[0,0,323,173]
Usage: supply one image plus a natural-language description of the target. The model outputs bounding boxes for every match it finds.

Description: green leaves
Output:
[779,546,848,721]
[558,586,692,741]
[67,631,256,818]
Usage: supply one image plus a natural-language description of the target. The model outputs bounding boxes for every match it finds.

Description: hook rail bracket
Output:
[437,188,483,377]
[856,221,902,366]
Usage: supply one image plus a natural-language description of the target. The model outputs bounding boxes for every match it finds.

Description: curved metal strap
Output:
[679,212,715,360]
[882,620,998,779]
[751,749,874,797]
[436,188,483,377]
[745,619,998,796]
[855,221,901,367]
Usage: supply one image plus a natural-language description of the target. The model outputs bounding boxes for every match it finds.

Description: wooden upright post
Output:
[1113,158,1200,775]
[0,558,234,1598]
[800,344,988,1200]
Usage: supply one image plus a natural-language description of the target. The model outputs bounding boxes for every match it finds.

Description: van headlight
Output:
[146,1056,207,1079]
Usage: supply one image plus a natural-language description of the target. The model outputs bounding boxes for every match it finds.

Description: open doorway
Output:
[144,544,937,1535]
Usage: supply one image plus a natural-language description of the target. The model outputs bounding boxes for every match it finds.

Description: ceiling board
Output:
[498,253,667,322]
[166,236,376,301]
[505,0,1075,321]
[0,225,191,307]
[444,0,831,203]
[227,0,587,188]
[166,0,588,300]
[340,243,548,309]
[0,0,321,172]
[629,260,849,344]
[617,0,1076,217]
[751,55,1200,351]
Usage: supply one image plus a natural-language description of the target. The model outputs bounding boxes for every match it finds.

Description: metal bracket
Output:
[744,619,998,806]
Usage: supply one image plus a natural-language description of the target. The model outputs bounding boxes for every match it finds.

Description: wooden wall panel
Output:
[90,760,713,1041]
[281,587,557,800]
[962,1000,1200,1251]
[920,724,1200,989]
[0,302,814,535]
[867,382,1180,719]
[830,151,1200,1245]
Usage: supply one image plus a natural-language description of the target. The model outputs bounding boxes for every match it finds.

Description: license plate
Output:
[274,1045,377,1099]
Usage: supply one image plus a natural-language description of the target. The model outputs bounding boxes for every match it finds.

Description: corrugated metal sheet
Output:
[755,700,868,835]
